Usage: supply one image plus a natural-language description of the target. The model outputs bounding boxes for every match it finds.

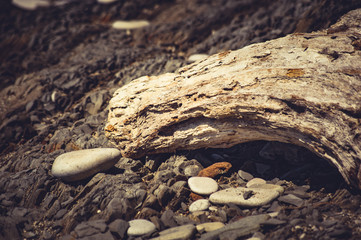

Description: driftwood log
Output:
[106,9,361,188]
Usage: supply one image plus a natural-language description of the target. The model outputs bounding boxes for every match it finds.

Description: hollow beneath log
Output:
[106,9,361,189]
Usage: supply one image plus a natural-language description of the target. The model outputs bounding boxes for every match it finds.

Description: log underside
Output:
[106,10,361,188]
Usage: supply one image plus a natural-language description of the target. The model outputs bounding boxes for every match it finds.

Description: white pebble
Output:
[188,177,218,195]
[97,0,117,4]
[52,148,121,182]
[112,20,150,30]
[127,219,156,236]
[189,199,210,212]
[187,54,209,63]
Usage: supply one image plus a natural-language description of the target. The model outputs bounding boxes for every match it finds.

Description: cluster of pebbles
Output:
[2,0,361,239]
[45,144,360,239]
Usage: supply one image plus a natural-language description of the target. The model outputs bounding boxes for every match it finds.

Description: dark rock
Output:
[78,230,115,240]
[74,219,107,238]
[155,185,175,207]
[262,218,286,226]
[137,207,161,219]
[108,219,129,239]
[278,194,304,207]
[199,214,270,240]
[54,209,67,220]
[161,210,178,228]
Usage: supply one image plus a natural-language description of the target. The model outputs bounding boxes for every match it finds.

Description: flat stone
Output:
[112,20,150,30]
[188,177,218,195]
[209,187,280,207]
[52,148,121,182]
[196,222,225,233]
[278,194,304,207]
[246,178,267,188]
[199,214,270,240]
[248,183,284,194]
[151,224,196,240]
[189,199,210,212]
[127,219,156,236]
[238,170,254,181]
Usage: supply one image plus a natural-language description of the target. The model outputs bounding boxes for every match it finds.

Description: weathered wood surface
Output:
[106,10,361,188]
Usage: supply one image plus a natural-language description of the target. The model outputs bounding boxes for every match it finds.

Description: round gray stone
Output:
[51,148,121,182]
[189,199,210,212]
[209,187,279,207]
[127,219,156,236]
[188,177,218,195]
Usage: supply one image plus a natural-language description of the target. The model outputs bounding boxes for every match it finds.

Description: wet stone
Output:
[151,224,196,240]
[188,177,218,195]
[51,148,121,182]
[127,219,156,236]
[209,187,280,207]
[189,199,211,212]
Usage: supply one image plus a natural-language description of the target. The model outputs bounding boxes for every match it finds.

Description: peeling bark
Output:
[106,9,361,188]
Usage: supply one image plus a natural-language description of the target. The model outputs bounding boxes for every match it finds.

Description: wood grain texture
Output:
[106,9,361,188]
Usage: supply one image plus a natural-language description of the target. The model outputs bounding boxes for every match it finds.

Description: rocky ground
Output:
[1,0,361,239]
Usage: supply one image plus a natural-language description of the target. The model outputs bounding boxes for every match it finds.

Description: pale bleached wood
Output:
[106,9,361,188]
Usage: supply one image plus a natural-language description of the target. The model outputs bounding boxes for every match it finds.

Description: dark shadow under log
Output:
[106,9,361,189]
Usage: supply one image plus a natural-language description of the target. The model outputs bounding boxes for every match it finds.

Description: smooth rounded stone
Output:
[188,177,218,195]
[189,199,211,212]
[209,187,280,207]
[12,0,49,11]
[246,178,267,188]
[112,20,150,30]
[196,222,225,233]
[248,183,284,194]
[187,54,209,63]
[238,169,254,181]
[127,219,156,236]
[151,224,196,240]
[51,148,121,182]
